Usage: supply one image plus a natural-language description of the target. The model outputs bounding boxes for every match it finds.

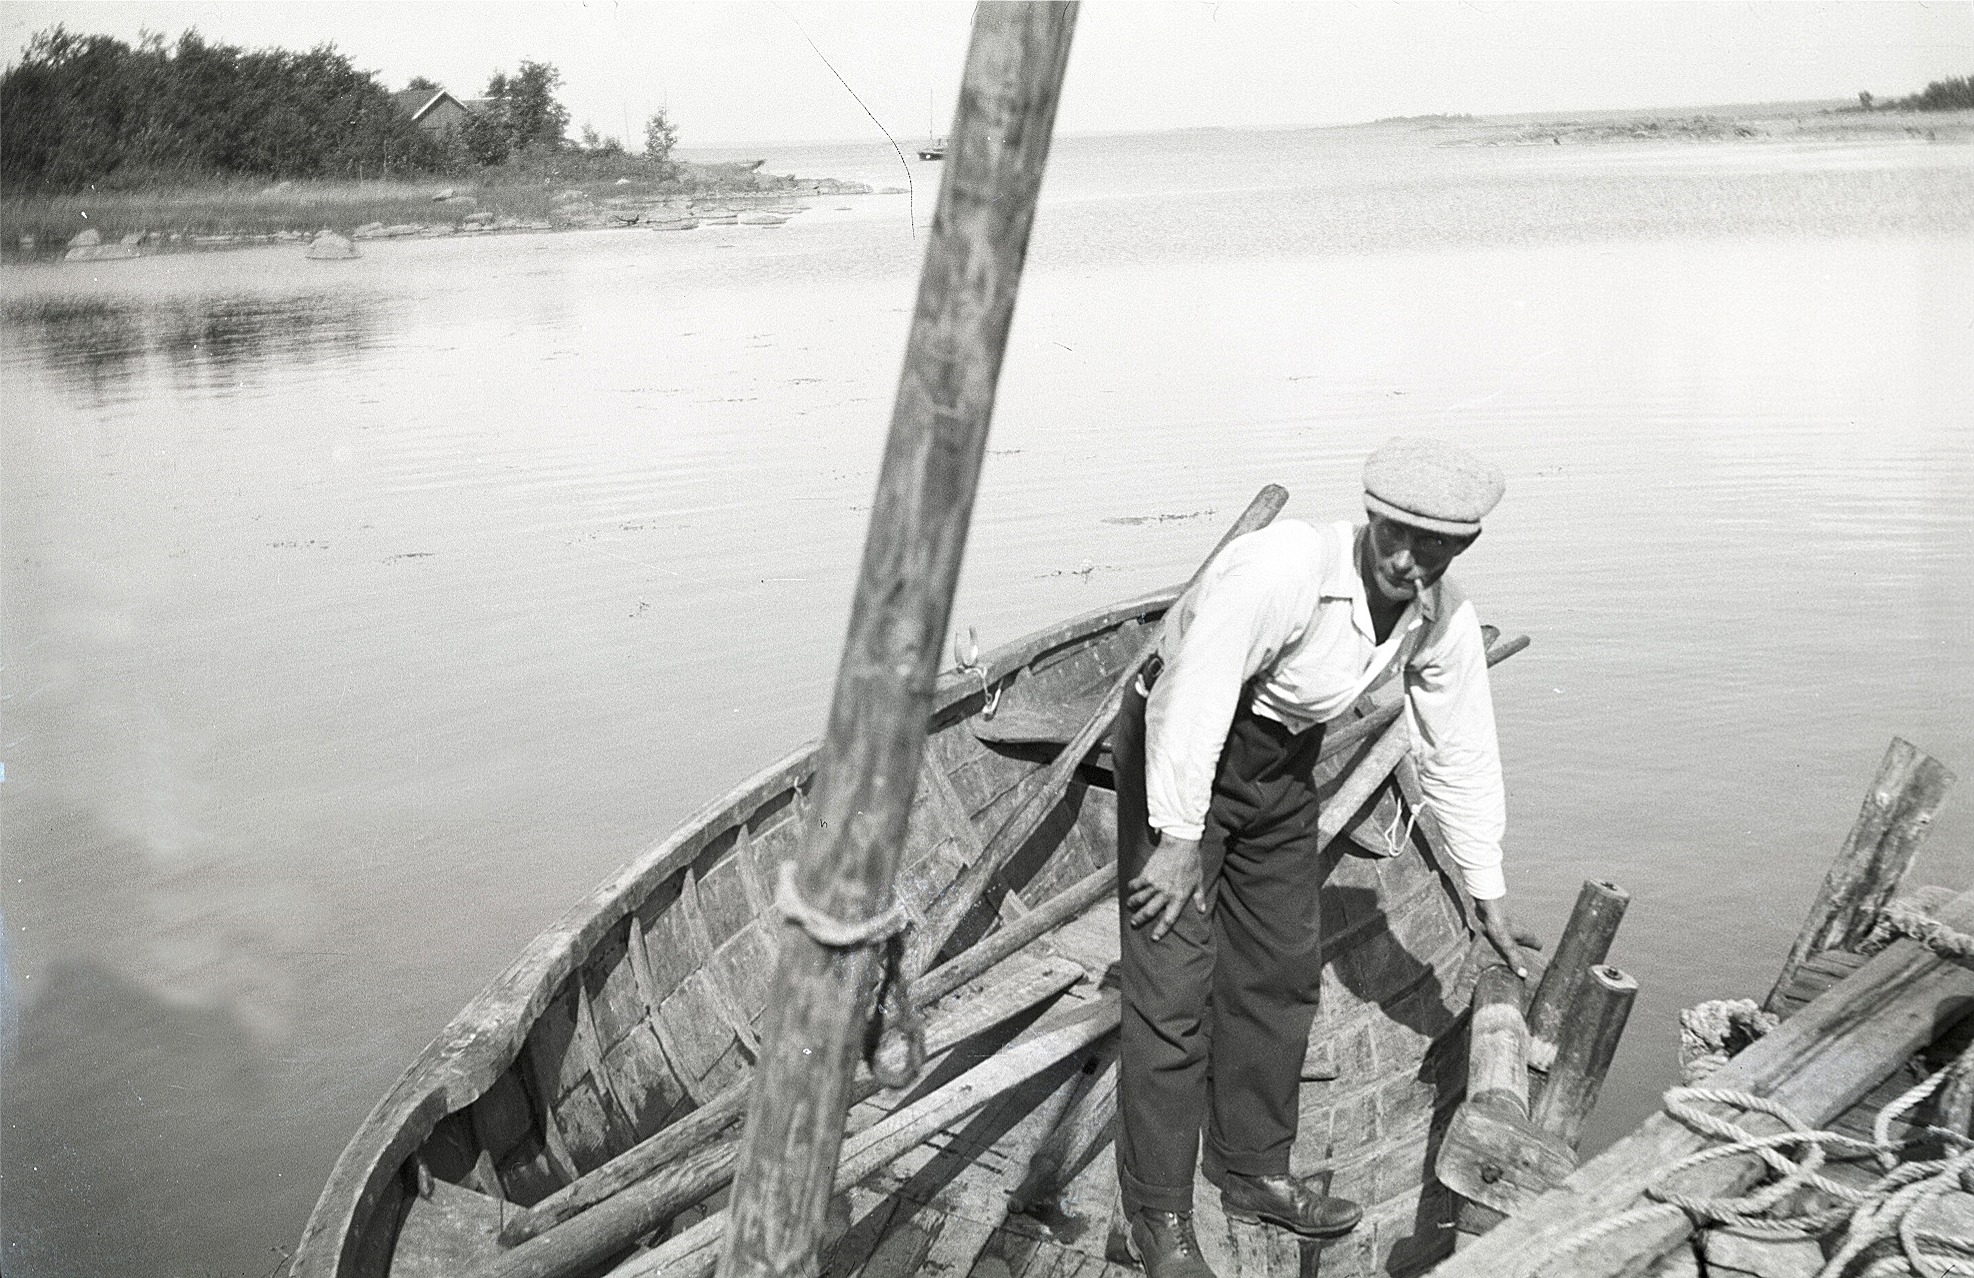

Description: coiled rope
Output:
[1530,1059,1974,1278]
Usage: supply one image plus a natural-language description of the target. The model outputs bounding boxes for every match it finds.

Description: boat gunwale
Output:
[293,584,1180,1277]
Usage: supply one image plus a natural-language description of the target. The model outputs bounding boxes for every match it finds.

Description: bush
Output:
[1896,75,1974,111]
[0,26,439,191]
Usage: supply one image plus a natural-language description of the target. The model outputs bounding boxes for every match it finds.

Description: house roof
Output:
[392,88,474,122]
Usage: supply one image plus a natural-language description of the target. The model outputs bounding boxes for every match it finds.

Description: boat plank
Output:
[916,1213,998,1278]
[585,934,649,1054]
[675,869,761,1056]
[655,971,751,1096]
[393,1179,507,1278]
[471,1067,537,1165]
[732,825,771,917]
[640,892,703,1008]
[599,1023,689,1142]
[711,922,780,1027]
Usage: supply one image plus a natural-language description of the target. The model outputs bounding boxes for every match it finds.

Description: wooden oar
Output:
[616,999,1121,1278]
[904,481,1289,976]
[715,9,1080,1277]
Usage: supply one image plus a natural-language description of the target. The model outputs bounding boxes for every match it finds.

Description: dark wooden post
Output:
[1529,964,1637,1148]
[1526,879,1629,1070]
[1763,737,1955,1013]
[714,8,1079,1278]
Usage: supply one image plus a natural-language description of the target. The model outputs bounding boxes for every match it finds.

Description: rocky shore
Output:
[7,162,876,263]
[1434,104,1974,148]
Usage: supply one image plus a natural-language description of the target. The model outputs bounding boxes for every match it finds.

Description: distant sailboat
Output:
[919,88,946,160]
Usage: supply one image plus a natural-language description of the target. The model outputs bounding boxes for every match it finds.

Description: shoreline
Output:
[1403,103,1974,148]
[0,161,882,264]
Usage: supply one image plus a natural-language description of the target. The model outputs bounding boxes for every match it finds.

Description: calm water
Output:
[4,125,1972,1277]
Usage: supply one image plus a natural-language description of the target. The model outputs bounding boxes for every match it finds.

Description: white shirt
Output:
[1143,519,1508,900]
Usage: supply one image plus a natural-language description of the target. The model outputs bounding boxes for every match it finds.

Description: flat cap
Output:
[1362,436,1504,536]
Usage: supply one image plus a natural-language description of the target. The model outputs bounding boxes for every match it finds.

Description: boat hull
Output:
[295,586,1493,1278]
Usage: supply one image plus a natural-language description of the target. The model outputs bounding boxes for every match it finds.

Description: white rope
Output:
[774,861,910,949]
[1528,1075,1974,1278]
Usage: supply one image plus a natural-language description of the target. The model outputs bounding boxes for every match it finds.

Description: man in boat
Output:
[1114,437,1527,1276]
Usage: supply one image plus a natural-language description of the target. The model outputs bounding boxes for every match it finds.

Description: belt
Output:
[1135,653,1165,696]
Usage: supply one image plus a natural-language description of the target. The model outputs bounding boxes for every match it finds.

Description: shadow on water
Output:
[0,960,285,1278]
[1,292,386,399]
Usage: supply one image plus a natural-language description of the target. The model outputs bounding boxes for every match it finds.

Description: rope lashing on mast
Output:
[1529,1062,1974,1278]
[774,861,925,1089]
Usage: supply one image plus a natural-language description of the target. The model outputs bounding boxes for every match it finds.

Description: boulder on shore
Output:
[65,242,140,263]
[68,227,102,247]
[306,230,359,260]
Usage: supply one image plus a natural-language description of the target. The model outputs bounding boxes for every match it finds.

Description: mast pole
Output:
[714,7,1079,1277]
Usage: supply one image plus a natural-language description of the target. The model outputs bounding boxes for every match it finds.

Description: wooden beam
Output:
[714,8,1081,1278]
[1007,1049,1119,1216]
[1762,737,1955,1014]
[1436,960,1575,1227]
[1420,887,1974,1278]
[1529,964,1636,1149]
[621,1000,1119,1278]
[1527,880,1630,1071]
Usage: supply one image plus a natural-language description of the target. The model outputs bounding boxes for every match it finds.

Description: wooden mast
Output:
[714,7,1079,1278]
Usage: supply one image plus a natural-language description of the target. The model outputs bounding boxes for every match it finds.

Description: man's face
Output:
[1363,512,1474,604]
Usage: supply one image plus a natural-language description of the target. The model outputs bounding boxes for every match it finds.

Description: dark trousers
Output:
[1114,680,1327,1216]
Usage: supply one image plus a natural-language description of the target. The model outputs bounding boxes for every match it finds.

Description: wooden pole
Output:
[1453,961,1533,1242]
[1437,957,1575,1243]
[715,9,1078,1278]
[1468,961,1532,1113]
[1762,737,1955,1014]
[1007,1052,1119,1215]
[1526,880,1629,1071]
[1425,888,1974,1278]
[1529,964,1636,1149]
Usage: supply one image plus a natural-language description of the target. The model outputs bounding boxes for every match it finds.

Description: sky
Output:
[4,2,1971,149]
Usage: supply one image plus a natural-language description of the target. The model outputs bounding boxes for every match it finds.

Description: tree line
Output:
[1858,75,1974,112]
[1,26,680,192]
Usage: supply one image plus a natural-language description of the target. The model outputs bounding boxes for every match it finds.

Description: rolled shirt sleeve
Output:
[1405,600,1507,900]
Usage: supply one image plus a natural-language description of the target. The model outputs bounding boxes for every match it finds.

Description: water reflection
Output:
[2,958,279,1278]
[1,291,386,398]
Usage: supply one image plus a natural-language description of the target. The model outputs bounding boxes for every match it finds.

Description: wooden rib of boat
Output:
[293,581,1575,1278]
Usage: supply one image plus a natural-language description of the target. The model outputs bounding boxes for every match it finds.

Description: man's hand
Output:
[1127,834,1208,941]
[1474,896,1540,978]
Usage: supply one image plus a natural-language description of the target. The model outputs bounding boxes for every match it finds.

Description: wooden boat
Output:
[297,14,1631,1278]
[291,572,1601,1278]
[1427,739,1971,1278]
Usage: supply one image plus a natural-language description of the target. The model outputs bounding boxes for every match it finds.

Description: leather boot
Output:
[1218,1171,1363,1239]
[1126,1209,1218,1278]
